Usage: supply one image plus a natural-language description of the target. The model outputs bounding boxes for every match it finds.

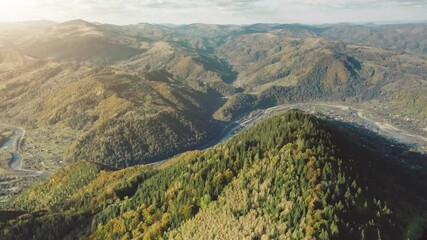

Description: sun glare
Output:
[0,0,43,22]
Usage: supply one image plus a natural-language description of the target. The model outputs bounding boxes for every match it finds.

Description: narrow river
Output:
[0,124,46,176]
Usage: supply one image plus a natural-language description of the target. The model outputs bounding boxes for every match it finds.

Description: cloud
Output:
[49,0,264,11]
[65,0,265,17]
[0,0,426,24]
[294,0,427,9]
[208,0,262,11]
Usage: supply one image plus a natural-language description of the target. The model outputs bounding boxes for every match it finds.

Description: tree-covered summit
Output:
[1,111,426,239]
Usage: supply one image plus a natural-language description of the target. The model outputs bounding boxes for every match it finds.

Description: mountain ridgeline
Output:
[1,111,426,239]
[1,20,427,168]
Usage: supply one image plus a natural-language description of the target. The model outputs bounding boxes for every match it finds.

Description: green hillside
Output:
[1,111,425,239]
[36,71,221,167]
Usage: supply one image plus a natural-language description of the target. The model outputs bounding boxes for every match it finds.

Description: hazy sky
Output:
[0,0,426,25]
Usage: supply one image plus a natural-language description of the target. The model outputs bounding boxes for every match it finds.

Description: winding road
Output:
[149,102,427,168]
[0,124,46,176]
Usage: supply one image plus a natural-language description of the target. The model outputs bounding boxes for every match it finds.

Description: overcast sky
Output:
[0,0,426,25]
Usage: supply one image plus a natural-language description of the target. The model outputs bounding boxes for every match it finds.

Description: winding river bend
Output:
[0,124,46,176]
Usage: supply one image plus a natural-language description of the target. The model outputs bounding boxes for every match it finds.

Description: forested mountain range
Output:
[0,20,426,168]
